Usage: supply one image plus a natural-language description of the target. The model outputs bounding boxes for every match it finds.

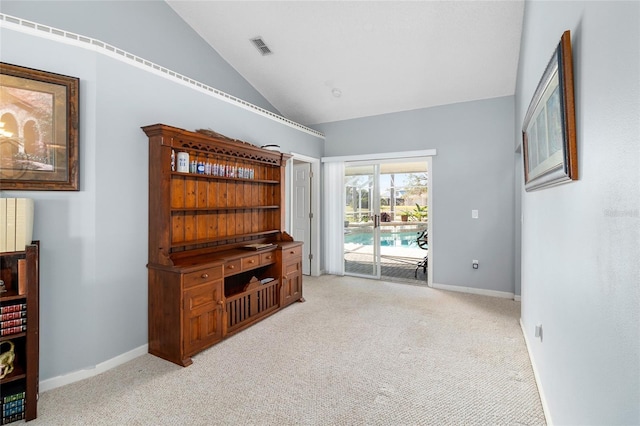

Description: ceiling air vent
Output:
[250,37,272,56]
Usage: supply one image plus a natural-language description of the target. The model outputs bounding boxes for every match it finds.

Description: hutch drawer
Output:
[223,249,277,277]
[241,254,260,270]
[224,259,242,276]
[282,245,302,260]
[260,251,276,265]
[184,265,223,288]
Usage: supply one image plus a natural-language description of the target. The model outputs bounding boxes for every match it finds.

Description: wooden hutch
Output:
[143,124,303,367]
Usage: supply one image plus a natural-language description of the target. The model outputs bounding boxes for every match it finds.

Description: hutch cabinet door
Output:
[281,260,302,307]
[183,281,224,355]
[279,243,303,307]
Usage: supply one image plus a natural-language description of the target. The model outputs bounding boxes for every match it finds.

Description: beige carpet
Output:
[31,275,545,425]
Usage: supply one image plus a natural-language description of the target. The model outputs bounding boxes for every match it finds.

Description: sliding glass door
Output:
[344,160,429,282]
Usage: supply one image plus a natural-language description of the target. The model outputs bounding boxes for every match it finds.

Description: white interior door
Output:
[293,161,311,275]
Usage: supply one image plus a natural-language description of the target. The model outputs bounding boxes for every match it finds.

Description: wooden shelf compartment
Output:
[1,253,22,295]
[0,332,27,341]
[171,144,285,167]
[0,292,26,302]
[170,208,281,245]
[170,175,280,210]
[0,364,26,385]
[170,230,281,249]
[226,278,279,334]
[168,145,282,185]
[168,236,272,259]
[0,334,27,385]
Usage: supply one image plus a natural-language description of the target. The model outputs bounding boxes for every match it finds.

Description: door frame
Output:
[289,152,321,277]
[426,156,433,287]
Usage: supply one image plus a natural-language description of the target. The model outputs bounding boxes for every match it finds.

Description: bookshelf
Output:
[143,124,303,366]
[0,242,39,423]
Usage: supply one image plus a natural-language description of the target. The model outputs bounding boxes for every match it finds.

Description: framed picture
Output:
[0,62,79,190]
[522,30,577,192]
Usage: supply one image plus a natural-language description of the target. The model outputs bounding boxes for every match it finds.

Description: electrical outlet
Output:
[472,260,479,269]
[535,324,543,341]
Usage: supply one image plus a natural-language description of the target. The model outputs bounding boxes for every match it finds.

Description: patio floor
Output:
[344,244,428,283]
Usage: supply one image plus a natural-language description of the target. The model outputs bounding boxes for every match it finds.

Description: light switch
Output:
[472,210,478,219]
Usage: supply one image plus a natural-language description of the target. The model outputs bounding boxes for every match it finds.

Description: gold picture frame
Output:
[522,30,577,191]
[0,62,79,191]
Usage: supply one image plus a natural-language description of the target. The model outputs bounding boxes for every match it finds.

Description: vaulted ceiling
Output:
[167,1,525,126]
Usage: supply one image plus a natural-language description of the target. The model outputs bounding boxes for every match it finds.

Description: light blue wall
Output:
[0,6,323,381]
[316,97,516,294]
[516,1,639,424]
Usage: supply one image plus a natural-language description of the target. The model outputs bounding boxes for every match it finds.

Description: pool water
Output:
[345,230,422,247]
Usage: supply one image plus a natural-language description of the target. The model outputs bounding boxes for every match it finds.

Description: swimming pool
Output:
[345,230,423,247]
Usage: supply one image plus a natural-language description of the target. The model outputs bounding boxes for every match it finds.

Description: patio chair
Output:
[414,229,428,278]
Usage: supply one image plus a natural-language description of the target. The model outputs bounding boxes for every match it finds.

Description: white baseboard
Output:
[39,344,148,392]
[431,282,515,299]
[519,319,552,425]
[514,294,522,302]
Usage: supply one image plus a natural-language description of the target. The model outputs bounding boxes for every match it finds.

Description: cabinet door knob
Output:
[218,300,224,305]
[228,265,235,269]
[249,259,255,264]
[290,251,295,254]
[201,273,209,279]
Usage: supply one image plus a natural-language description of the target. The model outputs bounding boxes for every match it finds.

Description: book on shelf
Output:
[0,304,26,315]
[1,412,25,425]
[2,390,25,404]
[0,318,26,329]
[0,311,26,321]
[1,399,24,416]
[1,400,24,410]
[0,199,5,253]
[0,198,34,253]
[1,388,26,424]
[17,259,26,296]
[0,326,26,336]
[5,199,16,252]
[14,199,34,253]
[1,400,24,418]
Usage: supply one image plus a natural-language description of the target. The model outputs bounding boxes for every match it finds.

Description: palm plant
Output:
[411,203,428,221]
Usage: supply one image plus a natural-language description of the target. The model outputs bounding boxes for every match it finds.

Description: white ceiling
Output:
[167,1,525,126]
